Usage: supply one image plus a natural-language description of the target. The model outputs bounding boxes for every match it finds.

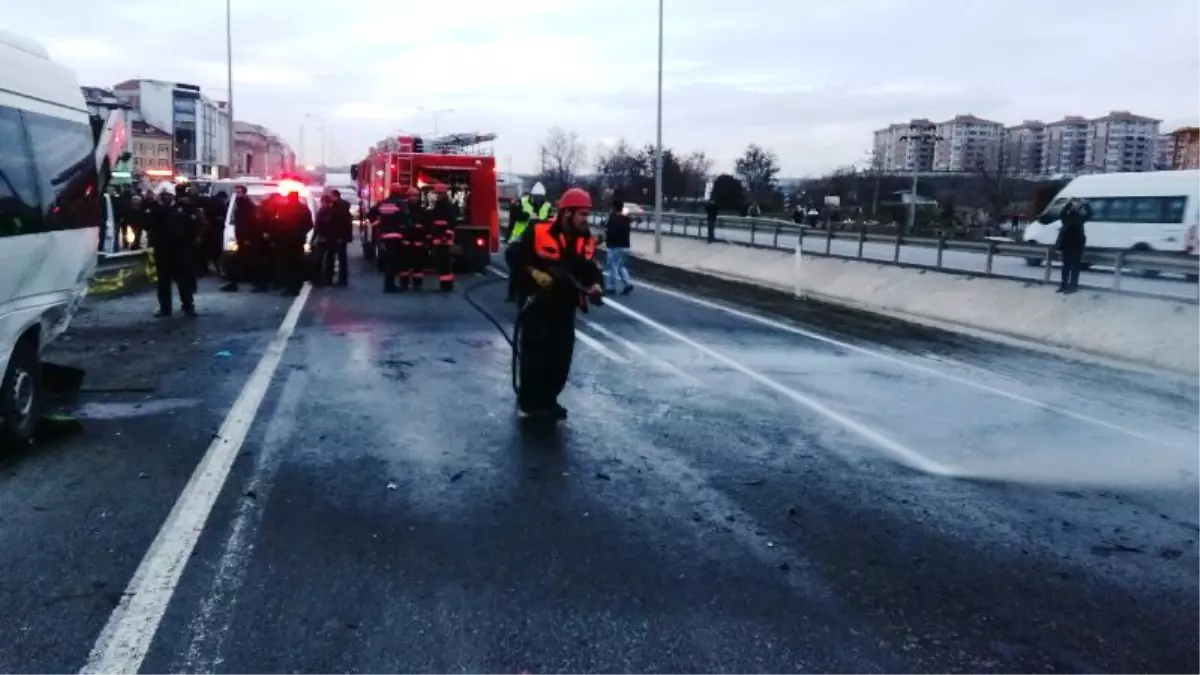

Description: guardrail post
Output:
[985,241,996,276]
[857,226,866,258]
[893,233,902,263]
[749,220,757,245]
[1113,250,1125,291]
[825,227,833,255]
[1043,248,1053,284]
[936,233,945,267]
[773,226,781,249]
[794,235,803,297]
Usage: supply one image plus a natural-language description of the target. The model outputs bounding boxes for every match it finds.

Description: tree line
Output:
[534,127,784,213]
[533,127,1064,226]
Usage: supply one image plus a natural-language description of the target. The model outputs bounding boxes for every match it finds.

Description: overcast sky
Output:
[12,0,1199,176]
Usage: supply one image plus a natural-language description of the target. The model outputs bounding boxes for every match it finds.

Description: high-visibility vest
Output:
[532,221,596,262]
[512,196,550,240]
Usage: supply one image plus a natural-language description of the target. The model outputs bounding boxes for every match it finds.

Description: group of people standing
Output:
[135,181,356,317]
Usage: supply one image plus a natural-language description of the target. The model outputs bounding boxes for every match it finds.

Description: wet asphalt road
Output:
[1,251,1198,673]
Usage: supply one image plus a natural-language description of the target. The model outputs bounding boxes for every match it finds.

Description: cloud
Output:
[46,39,113,61]
[6,0,1197,174]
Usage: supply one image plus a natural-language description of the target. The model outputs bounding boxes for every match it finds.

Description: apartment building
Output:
[1155,134,1177,170]
[1083,110,1161,173]
[932,114,1004,172]
[1166,126,1199,170]
[1002,120,1046,176]
[129,120,174,176]
[871,118,937,173]
[1038,116,1089,176]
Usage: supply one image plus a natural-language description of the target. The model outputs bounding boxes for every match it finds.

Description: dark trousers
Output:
[382,239,404,291]
[401,236,428,288]
[1060,246,1083,290]
[322,241,349,286]
[517,305,576,409]
[432,228,454,284]
[155,246,195,312]
[274,236,305,294]
[227,239,268,290]
[706,217,716,243]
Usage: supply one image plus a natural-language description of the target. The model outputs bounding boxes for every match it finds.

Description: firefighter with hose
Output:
[506,187,603,419]
[505,182,552,302]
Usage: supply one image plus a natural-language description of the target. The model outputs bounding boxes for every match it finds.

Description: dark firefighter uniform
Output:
[403,186,430,289]
[428,183,459,291]
[275,191,313,296]
[507,187,602,419]
[145,187,199,317]
[373,186,412,293]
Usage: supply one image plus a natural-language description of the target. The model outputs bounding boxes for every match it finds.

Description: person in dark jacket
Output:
[603,198,634,294]
[221,185,266,292]
[374,185,412,293]
[145,186,199,317]
[428,183,460,291]
[318,189,354,287]
[506,187,603,420]
[1056,197,1091,294]
[275,190,313,297]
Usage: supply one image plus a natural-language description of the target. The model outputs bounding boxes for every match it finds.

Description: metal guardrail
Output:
[588,211,1199,301]
[96,250,148,272]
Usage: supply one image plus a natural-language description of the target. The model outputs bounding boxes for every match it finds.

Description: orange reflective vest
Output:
[531,221,595,262]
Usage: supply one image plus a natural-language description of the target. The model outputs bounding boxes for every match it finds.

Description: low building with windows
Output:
[129,120,174,180]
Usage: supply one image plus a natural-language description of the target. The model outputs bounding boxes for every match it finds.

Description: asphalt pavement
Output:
[649,218,1199,301]
[1,252,1197,673]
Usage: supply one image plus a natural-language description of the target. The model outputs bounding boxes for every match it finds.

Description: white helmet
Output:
[531,182,546,197]
[154,181,176,196]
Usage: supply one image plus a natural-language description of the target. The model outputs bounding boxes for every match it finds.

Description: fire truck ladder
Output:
[395,137,415,187]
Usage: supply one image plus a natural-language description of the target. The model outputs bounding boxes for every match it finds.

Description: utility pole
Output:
[898,125,942,234]
[225,0,235,177]
[652,0,664,255]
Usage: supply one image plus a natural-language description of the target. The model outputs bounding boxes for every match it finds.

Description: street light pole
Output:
[225,0,235,177]
[653,0,664,255]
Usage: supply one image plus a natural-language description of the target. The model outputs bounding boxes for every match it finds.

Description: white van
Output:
[1023,170,1200,264]
[0,30,101,445]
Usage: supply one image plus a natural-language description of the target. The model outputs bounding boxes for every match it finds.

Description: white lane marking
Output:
[603,297,954,476]
[575,329,628,363]
[177,370,307,673]
[81,283,313,675]
[637,280,1176,448]
[484,266,625,364]
[581,318,704,386]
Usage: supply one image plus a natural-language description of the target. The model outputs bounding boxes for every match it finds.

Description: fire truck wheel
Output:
[439,279,454,292]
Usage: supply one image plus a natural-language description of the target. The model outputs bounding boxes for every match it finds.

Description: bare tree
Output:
[681,151,714,200]
[537,127,587,195]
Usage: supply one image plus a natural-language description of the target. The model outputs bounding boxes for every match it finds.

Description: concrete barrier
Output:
[626,232,1200,375]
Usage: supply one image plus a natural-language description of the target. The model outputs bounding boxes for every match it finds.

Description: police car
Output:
[221,179,320,281]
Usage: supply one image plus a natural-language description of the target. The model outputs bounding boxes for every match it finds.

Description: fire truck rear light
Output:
[476,237,485,247]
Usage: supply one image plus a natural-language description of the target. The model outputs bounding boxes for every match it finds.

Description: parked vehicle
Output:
[0,29,102,446]
[1023,170,1200,280]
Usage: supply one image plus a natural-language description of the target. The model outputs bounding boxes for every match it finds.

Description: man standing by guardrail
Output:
[1056,198,1092,294]
[603,198,634,295]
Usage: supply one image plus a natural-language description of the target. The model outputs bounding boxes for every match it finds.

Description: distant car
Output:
[221,180,320,281]
[623,203,646,222]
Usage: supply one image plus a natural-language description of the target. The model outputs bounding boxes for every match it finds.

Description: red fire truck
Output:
[353,133,499,273]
